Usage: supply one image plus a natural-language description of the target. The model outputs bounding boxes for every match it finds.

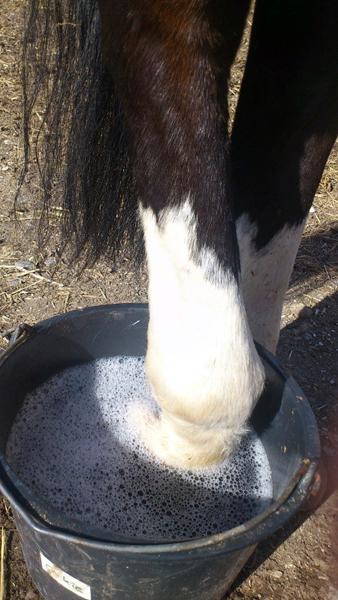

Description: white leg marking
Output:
[133,200,265,469]
[236,214,306,353]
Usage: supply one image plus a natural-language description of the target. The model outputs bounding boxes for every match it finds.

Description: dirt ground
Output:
[0,1,338,599]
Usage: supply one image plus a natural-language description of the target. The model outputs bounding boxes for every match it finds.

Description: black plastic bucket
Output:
[0,304,320,600]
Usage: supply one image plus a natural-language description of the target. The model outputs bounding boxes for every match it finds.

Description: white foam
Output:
[6,357,273,541]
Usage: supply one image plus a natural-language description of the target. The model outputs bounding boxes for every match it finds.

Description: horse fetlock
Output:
[134,347,265,469]
[129,400,249,469]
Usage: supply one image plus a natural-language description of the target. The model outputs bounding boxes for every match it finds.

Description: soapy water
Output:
[6,357,273,542]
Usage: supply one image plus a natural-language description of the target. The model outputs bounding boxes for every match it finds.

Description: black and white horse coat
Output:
[23,0,338,467]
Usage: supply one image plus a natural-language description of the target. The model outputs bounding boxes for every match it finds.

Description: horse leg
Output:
[231,0,338,353]
[98,0,264,468]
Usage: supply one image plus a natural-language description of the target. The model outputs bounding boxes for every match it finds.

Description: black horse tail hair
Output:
[20,0,142,267]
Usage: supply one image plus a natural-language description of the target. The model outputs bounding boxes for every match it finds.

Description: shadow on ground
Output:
[230,287,338,596]
[289,224,338,291]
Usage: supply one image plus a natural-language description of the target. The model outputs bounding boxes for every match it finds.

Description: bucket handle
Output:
[1,323,35,348]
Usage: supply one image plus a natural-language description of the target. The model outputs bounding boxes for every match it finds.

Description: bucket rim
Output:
[0,303,320,556]
[0,460,318,556]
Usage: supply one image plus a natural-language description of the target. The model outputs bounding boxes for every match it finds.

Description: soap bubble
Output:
[6,357,272,542]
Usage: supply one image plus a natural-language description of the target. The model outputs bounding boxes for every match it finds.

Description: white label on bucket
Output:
[40,552,91,599]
